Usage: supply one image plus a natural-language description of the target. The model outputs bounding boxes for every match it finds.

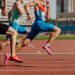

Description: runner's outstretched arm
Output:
[45,0,50,20]
[2,0,7,16]
[15,1,25,15]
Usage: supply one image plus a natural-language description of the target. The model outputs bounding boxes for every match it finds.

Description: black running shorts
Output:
[0,23,9,34]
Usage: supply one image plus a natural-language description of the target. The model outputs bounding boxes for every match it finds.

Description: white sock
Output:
[45,43,51,47]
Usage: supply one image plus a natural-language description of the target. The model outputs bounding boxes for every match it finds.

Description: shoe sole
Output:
[9,59,24,63]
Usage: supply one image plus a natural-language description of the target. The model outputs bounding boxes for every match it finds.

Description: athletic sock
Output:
[45,43,51,47]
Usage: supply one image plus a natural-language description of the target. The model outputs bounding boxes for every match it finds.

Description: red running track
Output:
[0,40,75,75]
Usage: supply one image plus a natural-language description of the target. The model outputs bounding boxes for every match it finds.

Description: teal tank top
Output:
[9,3,24,24]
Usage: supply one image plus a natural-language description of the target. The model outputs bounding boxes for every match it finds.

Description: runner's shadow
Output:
[9,65,36,67]
[0,65,5,67]
[0,65,36,67]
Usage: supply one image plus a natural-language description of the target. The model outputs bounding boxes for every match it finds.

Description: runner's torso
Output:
[34,3,46,21]
[9,2,24,24]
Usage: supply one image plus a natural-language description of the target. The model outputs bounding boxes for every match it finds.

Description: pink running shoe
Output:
[4,53,9,66]
[43,45,53,55]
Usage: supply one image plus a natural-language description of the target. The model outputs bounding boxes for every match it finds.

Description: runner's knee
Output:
[54,26,61,33]
[24,39,31,45]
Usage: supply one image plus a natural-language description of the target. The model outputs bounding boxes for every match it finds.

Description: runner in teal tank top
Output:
[1,0,30,49]
[9,0,29,34]
[0,0,30,64]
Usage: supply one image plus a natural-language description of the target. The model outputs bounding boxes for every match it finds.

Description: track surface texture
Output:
[0,40,75,75]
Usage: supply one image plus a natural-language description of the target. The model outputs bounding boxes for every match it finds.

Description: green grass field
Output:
[0,35,75,40]
[35,35,75,40]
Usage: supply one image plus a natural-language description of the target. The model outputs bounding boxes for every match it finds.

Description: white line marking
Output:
[0,52,75,55]
[0,69,75,72]
[0,70,75,72]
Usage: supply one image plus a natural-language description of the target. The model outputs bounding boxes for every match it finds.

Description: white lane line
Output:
[0,51,75,55]
[16,52,75,55]
[0,70,75,72]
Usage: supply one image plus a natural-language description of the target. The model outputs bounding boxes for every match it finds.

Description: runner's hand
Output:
[28,15,32,20]
[27,14,32,21]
